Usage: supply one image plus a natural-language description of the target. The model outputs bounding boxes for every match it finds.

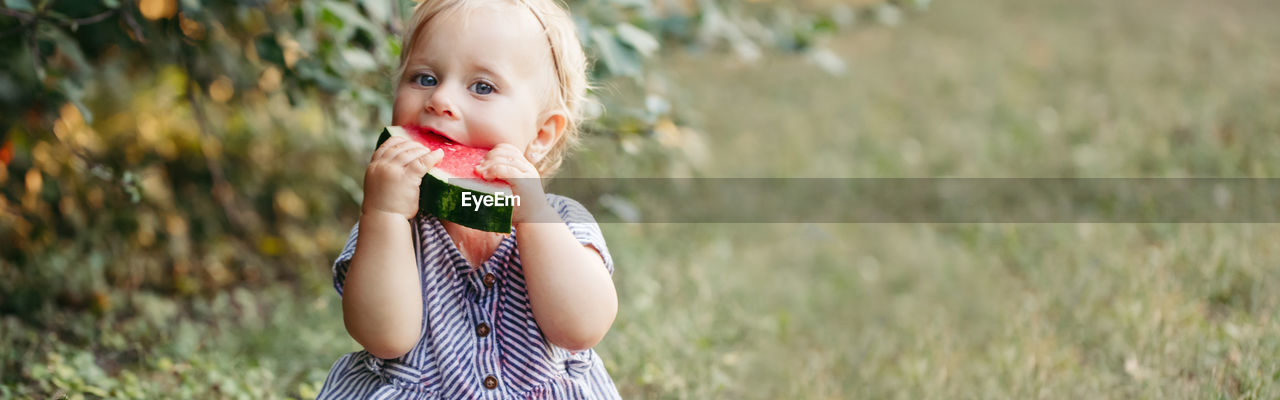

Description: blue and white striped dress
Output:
[318,194,621,399]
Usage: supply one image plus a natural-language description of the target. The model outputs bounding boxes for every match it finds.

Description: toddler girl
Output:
[317,0,620,398]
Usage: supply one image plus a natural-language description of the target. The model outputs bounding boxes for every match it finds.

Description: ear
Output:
[527,110,567,162]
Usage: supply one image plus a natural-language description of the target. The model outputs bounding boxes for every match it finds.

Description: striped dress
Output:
[318,194,621,399]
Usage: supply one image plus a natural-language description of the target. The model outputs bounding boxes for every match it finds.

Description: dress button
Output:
[482,273,497,288]
[483,375,498,390]
[476,322,490,337]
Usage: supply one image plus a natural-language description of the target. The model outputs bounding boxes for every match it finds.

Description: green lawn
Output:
[5,0,1280,397]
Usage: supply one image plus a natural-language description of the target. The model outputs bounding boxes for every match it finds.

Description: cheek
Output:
[504,97,543,130]
[391,90,417,125]
[474,100,524,128]
[506,106,541,137]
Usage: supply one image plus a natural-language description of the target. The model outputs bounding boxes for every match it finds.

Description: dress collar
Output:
[425,215,516,276]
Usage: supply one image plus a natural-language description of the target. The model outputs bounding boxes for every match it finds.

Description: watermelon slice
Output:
[376,125,515,233]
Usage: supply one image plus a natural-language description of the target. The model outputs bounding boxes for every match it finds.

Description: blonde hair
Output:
[397,0,590,177]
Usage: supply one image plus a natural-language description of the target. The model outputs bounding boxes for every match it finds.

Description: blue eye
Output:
[416,74,437,87]
[470,82,494,95]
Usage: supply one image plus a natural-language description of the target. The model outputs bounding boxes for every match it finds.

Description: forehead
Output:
[409,2,553,80]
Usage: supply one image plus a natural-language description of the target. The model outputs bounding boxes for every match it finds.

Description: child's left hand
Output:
[476,143,552,224]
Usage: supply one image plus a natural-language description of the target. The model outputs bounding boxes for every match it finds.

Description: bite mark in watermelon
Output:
[377,125,515,233]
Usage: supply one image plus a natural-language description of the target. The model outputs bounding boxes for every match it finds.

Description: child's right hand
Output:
[362,136,444,220]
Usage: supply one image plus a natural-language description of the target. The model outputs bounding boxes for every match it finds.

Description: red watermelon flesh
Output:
[376,125,516,232]
[394,125,510,193]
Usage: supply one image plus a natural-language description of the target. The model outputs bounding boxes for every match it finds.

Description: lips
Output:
[420,126,460,144]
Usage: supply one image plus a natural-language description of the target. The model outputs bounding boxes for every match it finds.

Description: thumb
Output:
[409,149,445,176]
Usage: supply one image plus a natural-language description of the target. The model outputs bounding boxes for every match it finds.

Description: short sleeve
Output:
[548,194,614,275]
[332,222,359,297]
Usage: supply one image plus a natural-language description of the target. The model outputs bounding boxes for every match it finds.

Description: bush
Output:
[0,0,921,316]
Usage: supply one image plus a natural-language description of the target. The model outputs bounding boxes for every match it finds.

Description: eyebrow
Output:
[404,56,511,83]
[471,63,512,84]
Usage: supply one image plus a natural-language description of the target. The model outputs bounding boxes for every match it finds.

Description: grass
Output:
[5,0,1280,397]
[578,0,1280,397]
[602,223,1280,398]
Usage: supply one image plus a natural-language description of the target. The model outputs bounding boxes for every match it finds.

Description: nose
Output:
[426,88,457,119]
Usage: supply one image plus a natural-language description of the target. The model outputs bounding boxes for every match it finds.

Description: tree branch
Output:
[120,3,144,43]
[70,9,117,26]
[1,6,120,38]
[0,8,36,21]
[0,6,118,26]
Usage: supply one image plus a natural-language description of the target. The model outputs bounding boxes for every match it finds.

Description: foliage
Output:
[2,286,345,398]
[0,0,916,311]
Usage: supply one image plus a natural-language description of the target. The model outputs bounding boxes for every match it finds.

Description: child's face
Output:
[392,3,559,155]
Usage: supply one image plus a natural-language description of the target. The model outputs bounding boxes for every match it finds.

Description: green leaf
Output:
[319,7,344,30]
[255,34,285,66]
[321,1,377,40]
[340,48,376,71]
[812,15,837,33]
[386,35,401,59]
[121,171,140,203]
[359,0,389,25]
[615,23,659,57]
[100,0,119,7]
[5,0,34,12]
[37,24,91,72]
[590,27,641,78]
[293,59,346,92]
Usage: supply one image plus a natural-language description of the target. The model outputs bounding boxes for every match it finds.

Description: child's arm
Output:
[514,204,619,351]
[343,136,443,359]
[479,143,618,352]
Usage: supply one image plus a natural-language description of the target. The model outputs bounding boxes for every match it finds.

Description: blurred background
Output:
[3,0,1279,397]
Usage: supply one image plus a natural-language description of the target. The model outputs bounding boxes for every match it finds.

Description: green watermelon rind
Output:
[377,127,514,233]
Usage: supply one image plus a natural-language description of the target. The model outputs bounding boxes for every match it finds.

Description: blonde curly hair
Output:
[396,0,591,177]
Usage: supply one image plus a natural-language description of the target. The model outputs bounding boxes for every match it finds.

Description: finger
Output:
[482,164,523,181]
[378,136,406,149]
[372,137,414,161]
[425,148,444,168]
[477,158,524,177]
[481,157,535,177]
[484,154,516,167]
[489,150,529,167]
[493,143,522,154]
[373,136,407,156]
[394,151,432,178]
[485,144,520,159]
[406,149,444,175]
[392,146,432,167]
[381,137,424,158]
[381,143,427,167]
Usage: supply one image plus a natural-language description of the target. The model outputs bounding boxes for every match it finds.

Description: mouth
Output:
[420,126,460,144]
